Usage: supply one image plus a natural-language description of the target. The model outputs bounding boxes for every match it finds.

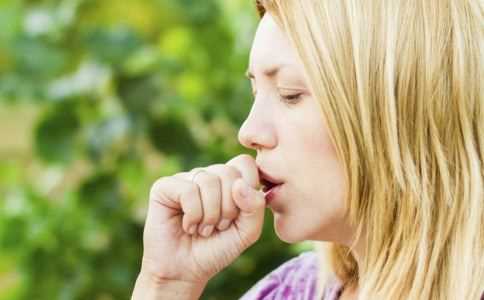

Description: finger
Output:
[148,176,203,235]
[192,171,222,237]
[231,178,266,247]
[226,154,260,189]
[205,164,241,231]
[173,168,203,182]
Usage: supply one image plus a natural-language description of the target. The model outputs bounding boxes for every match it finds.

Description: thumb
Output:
[231,178,266,246]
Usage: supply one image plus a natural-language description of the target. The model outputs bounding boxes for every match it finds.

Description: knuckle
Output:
[206,163,225,171]
[207,164,238,180]
[238,154,253,163]
[172,172,188,180]
[227,153,250,165]
[149,176,167,198]
[206,164,228,176]
[198,172,221,187]
[191,167,204,173]
[226,165,243,179]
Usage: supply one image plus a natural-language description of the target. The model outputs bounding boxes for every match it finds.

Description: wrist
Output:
[132,271,207,300]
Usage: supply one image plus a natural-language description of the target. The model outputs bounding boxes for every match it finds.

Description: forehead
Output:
[248,14,300,72]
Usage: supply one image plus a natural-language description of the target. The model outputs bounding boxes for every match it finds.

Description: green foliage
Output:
[0,1,312,299]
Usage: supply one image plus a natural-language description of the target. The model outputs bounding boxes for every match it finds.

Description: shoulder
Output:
[319,275,343,300]
[239,251,321,300]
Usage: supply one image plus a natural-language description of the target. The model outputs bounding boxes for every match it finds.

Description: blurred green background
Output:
[0,0,314,299]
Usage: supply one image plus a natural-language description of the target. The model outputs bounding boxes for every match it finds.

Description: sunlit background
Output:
[0,0,315,299]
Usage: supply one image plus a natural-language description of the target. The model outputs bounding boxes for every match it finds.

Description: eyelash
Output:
[280,93,303,104]
[250,92,303,104]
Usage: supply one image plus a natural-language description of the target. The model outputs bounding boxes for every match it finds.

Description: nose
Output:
[238,102,277,151]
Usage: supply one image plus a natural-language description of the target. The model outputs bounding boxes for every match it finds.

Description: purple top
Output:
[239,251,484,300]
[239,251,343,300]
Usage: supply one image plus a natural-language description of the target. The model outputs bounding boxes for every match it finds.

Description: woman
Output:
[131,0,483,299]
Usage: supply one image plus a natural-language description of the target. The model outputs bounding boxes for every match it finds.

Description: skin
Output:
[131,12,362,300]
[240,13,362,298]
[241,14,355,246]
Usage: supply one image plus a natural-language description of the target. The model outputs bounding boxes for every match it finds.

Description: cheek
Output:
[309,118,337,158]
[291,99,337,159]
[276,124,349,242]
[280,104,346,208]
[299,118,339,178]
[296,118,347,215]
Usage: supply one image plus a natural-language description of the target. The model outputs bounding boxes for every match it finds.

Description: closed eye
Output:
[280,93,303,104]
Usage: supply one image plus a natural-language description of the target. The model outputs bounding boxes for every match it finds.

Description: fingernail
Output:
[201,224,214,237]
[188,225,197,235]
[217,219,231,231]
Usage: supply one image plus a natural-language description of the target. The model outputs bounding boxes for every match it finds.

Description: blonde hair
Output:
[255,1,483,299]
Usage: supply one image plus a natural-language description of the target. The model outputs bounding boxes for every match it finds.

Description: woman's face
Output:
[239,14,354,244]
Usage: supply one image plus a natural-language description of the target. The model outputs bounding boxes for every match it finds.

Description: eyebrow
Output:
[245,64,287,80]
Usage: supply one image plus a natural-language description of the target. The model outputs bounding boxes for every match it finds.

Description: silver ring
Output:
[190,169,206,182]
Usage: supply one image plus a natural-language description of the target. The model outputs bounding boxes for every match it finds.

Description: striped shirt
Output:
[239,251,342,300]
[239,250,484,300]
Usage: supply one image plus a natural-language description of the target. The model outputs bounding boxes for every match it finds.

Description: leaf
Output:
[147,114,200,158]
[78,172,122,219]
[34,103,80,164]
[84,26,142,68]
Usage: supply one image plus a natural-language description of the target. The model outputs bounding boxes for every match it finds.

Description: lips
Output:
[258,169,284,193]
[261,178,280,192]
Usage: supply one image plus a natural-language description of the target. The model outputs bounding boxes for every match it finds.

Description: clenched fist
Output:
[132,154,267,299]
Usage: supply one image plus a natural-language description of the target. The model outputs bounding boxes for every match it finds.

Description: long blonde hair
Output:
[255,1,483,299]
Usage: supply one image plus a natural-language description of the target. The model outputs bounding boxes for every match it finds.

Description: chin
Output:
[275,230,304,244]
[273,217,308,244]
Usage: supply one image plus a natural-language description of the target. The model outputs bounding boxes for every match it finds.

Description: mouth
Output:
[258,169,284,193]
[260,178,282,192]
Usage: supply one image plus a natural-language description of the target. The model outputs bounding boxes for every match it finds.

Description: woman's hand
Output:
[135,154,266,292]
